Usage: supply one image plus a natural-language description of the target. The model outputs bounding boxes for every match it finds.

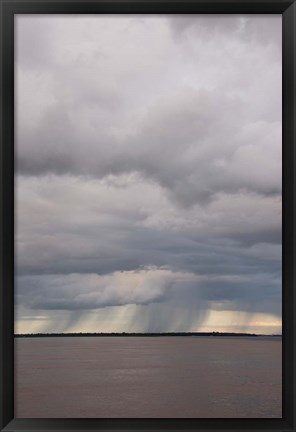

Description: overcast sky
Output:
[15,14,282,334]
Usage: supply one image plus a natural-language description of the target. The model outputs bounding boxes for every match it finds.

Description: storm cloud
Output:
[15,15,282,334]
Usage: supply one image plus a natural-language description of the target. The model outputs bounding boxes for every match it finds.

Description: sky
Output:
[15,14,282,335]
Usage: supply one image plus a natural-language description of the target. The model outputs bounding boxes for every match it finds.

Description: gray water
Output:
[14,336,282,418]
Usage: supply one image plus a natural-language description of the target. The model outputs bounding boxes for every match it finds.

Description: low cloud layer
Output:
[15,15,282,333]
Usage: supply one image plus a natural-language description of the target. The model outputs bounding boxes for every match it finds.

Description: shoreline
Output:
[14,331,282,338]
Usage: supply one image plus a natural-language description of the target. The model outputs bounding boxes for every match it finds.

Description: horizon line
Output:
[14,331,282,337]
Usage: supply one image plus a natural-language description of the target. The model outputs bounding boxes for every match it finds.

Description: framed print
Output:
[0,0,295,431]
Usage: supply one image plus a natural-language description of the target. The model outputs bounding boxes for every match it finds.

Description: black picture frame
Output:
[0,1,295,431]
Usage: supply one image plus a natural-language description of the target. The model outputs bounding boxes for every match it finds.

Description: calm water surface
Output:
[15,336,282,418]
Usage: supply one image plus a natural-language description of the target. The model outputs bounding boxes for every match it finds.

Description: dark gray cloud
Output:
[16,15,281,207]
[17,88,281,205]
[16,86,281,206]
[15,15,282,333]
[15,175,281,275]
[15,174,281,332]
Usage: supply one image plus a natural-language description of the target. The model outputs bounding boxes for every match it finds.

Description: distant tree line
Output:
[14,331,265,338]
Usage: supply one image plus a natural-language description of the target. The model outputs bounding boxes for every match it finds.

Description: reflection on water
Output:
[14,336,282,418]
